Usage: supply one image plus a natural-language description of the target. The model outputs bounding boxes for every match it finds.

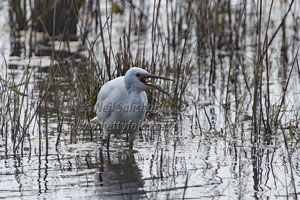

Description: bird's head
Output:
[124,67,174,96]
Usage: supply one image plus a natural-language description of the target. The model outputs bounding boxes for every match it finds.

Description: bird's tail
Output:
[91,116,100,124]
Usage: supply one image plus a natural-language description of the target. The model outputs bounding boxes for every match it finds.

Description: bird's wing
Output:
[94,77,128,122]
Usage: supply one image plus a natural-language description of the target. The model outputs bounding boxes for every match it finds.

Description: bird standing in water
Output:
[91,67,173,150]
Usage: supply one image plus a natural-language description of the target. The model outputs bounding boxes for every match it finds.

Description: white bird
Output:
[91,67,173,150]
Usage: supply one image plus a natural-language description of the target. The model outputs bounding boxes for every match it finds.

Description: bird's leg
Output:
[99,148,104,166]
[106,133,110,151]
[128,133,136,150]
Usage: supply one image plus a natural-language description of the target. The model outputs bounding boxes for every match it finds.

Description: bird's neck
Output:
[125,84,144,97]
[128,90,143,101]
[124,78,145,102]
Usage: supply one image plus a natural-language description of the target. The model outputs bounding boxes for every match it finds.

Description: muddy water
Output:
[1,0,300,200]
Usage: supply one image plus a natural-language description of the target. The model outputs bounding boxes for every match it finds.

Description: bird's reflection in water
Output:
[94,148,145,199]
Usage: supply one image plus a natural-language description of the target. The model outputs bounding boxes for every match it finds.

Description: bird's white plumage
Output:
[93,68,149,148]
[94,76,147,133]
[93,67,172,149]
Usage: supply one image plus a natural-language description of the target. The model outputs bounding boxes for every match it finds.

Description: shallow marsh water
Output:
[1,0,300,199]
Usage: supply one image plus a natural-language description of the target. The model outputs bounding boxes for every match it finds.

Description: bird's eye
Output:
[136,73,140,77]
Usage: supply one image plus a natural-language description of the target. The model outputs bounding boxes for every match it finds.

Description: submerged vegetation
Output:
[1,0,300,199]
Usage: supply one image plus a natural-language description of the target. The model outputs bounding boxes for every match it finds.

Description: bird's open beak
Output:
[139,74,174,96]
